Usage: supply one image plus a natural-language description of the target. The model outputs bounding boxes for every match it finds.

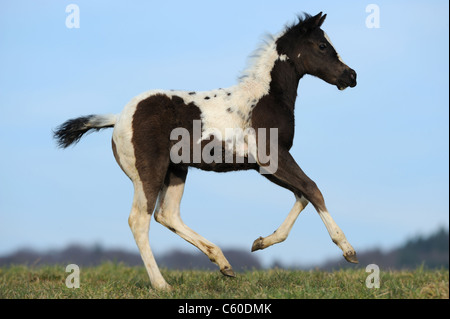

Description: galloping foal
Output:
[54,12,358,290]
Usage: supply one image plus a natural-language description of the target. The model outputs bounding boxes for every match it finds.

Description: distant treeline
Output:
[0,245,261,272]
[0,228,448,271]
[316,227,449,271]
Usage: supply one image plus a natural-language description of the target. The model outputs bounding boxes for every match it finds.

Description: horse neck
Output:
[267,58,302,113]
[237,39,303,113]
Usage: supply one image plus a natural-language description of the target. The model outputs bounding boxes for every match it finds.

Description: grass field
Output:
[0,263,448,299]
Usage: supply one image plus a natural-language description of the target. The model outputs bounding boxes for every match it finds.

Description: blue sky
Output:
[0,0,448,268]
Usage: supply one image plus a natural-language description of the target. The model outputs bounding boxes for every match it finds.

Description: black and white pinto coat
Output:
[54,12,358,290]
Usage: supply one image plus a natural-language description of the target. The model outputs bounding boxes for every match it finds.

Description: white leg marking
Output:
[129,181,171,290]
[318,210,355,258]
[155,181,233,274]
[252,195,309,251]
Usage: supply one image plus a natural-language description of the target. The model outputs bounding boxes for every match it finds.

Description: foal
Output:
[54,12,358,290]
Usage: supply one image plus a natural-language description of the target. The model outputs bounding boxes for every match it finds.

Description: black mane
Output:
[283,12,314,34]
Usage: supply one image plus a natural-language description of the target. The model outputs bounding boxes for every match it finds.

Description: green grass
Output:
[0,263,448,299]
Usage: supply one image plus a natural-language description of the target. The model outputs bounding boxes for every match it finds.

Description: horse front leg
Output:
[255,149,358,263]
[251,194,309,251]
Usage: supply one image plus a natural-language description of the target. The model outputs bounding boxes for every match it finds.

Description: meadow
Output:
[0,263,448,299]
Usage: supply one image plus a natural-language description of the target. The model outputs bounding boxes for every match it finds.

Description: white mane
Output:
[237,32,287,99]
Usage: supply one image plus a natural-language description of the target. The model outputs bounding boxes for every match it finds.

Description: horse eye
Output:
[319,43,327,50]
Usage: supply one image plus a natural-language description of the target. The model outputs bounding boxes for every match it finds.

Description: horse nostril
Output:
[350,70,356,81]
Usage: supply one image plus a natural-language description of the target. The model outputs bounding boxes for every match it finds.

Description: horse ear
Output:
[318,13,327,27]
[297,12,325,34]
[311,12,325,26]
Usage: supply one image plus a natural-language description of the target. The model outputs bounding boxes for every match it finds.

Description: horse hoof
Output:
[251,237,264,252]
[220,267,236,277]
[154,283,173,291]
[344,251,359,264]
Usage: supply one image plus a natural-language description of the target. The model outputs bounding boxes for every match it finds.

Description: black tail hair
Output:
[53,115,115,148]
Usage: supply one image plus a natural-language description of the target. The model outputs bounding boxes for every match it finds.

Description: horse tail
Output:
[53,114,117,148]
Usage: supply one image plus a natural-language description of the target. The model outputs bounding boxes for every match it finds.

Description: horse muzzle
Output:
[337,68,357,90]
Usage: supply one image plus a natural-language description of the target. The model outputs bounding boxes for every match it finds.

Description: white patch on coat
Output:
[279,54,289,61]
[112,92,158,181]
[119,32,289,158]
[323,32,345,64]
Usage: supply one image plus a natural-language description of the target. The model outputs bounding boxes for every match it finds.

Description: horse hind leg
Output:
[154,166,235,277]
[129,179,171,290]
[112,137,172,290]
